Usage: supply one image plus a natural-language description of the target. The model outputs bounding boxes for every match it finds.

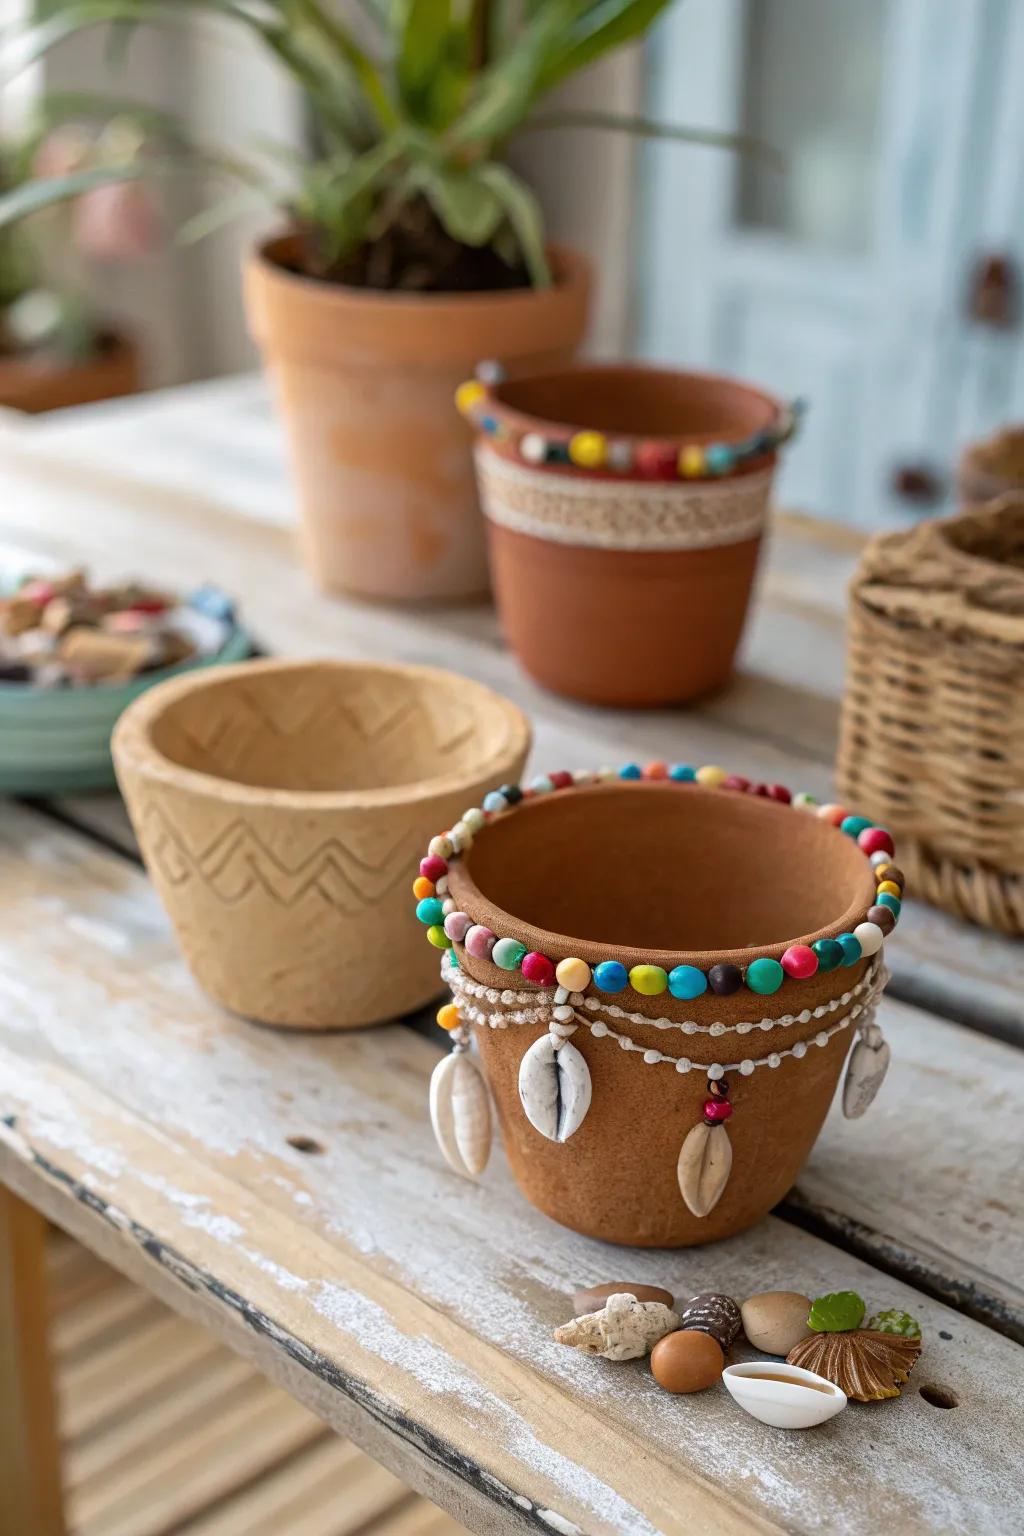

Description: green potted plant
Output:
[0,0,762,599]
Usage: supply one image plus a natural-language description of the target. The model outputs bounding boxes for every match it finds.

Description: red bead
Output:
[781,943,818,979]
[419,855,448,882]
[859,826,895,857]
[722,774,750,792]
[704,1098,733,1122]
[635,441,678,479]
[521,951,555,986]
[548,770,573,789]
[750,782,770,797]
[642,760,669,780]
[767,783,792,804]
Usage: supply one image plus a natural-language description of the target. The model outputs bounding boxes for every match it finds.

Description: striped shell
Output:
[518,1033,592,1143]
[842,1026,891,1119]
[429,1052,492,1178]
[677,1121,732,1217]
[787,1329,922,1401]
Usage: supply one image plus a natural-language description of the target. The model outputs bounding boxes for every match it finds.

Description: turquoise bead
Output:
[492,937,527,970]
[529,774,554,793]
[840,814,873,839]
[669,764,696,782]
[415,897,445,925]
[876,892,901,915]
[837,932,863,965]
[812,938,844,973]
[619,763,642,780]
[746,957,784,994]
[594,960,628,992]
[669,964,707,999]
[705,443,735,474]
[483,790,508,813]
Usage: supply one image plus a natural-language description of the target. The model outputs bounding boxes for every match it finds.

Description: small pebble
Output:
[679,1292,742,1352]
[572,1281,674,1315]
[650,1330,724,1394]
[740,1291,813,1356]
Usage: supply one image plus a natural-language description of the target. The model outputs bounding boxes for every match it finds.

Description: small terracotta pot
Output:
[446,782,878,1246]
[0,331,139,414]
[113,658,529,1029]
[956,425,1024,504]
[472,365,786,706]
[243,236,590,603]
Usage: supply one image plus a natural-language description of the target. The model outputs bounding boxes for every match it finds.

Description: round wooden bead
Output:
[594,961,628,993]
[420,854,448,882]
[520,432,546,463]
[840,814,873,839]
[678,444,705,477]
[630,964,668,996]
[642,760,669,780]
[876,880,902,899]
[812,938,844,972]
[722,774,750,792]
[428,834,454,860]
[416,897,445,926]
[781,944,818,979]
[792,791,818,812]
[669,964,707,1000]
[529,774,554,793]
[836,932,863,965]
[618,763,642,780]
[709,963,742,996]
[636,441,678,478]
[499,784,524,804]
[556,957,591,992]
[436,1003,460,1031]
[461,806,486,833]
[853,920,884,955]
[875,892,901,916]
[867,904,897,934]
[816,804,848,826]
[412,876,435,900]
[464,924,496,960]
[568,430,605,468]
[607,440,634,472]
[426,925,452,950]
[874,863,904,889]
[455,379,486,416]
[549,770,574,789]
[443,911,472,942]
[705,443,735,475]
[766,784,792,804]
[695,765,727,787]
[521,951,555,986]
[859,826,895,857]
[492,937,527,970]
[747,957,784,994]
[483,790,508,813]
[669,763,696,781]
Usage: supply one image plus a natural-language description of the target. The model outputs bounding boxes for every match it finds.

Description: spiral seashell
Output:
[677,1121,732,1217]
[429,1052,492,1178]
[787,1328,921,1401]
[518,1033,592,1142]
[553,1293,680,1361]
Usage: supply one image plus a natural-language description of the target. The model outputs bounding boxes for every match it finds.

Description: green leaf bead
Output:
[807,1290,866,1332]
[492,937,527,970]
[746,956,784,994]
[426,924,452,950]
[867,1308,921,1338]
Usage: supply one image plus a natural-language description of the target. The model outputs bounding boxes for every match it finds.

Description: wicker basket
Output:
[837,496,1024,934]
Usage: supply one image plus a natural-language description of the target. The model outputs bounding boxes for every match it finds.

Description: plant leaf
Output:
[404,162,505,247]
[471,161,550,284]
[396,0,451,118]
[446,0,577,148]
[538,0,672,94]
[519,109,782,167]
[0,151,265,228]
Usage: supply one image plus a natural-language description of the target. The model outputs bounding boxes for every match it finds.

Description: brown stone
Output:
[572,1281,675,1315]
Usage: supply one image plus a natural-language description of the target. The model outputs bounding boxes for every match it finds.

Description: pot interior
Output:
[462,784,872,952]
[147,662,501,793]
[493,367,777,441]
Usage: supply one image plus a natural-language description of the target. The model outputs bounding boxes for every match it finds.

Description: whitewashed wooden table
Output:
[1,379,1022,1536]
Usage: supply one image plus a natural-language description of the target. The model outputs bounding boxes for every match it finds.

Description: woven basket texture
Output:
[837,496,1024,935]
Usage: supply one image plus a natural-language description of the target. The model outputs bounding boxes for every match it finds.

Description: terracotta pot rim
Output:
[447,782,879,967]
[0,328,135,384]
[112,656,531,811]
[249,231,589,315]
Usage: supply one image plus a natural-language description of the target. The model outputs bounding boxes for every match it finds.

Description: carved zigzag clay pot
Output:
[446,783,878,1246]
[113,658,529,1029]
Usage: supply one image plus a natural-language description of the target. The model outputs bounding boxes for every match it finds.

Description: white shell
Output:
[518,1034,592,1142]
[843,1026,891,1119]
[722,1363,847,1429]
[553,1294,679,1361]
[429,1052,492,1177]
[677,1120,732,1217]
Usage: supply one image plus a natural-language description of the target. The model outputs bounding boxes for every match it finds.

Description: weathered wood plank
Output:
[2,805,1023,1536]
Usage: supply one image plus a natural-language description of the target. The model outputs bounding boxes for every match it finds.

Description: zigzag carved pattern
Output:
[137,801,420,913]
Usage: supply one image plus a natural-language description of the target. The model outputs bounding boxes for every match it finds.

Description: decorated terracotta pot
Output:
[419,767,901,1247]
[244,236,590,602]
[461,364,798,706]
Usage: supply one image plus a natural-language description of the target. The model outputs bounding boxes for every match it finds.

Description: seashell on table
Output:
[787,1328,922,1401]
[723,1362,847,1429]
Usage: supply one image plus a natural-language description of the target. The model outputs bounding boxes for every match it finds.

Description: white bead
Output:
[710,1023,726,1037]
[609,1005,623,1019]
[870,850,890,867]
[554,986,569,1004]
[591,1021,608,1037]
[707,1064,725,1080]
[475,358,505,385]
[550,1021,577,1038]
[552,1004,574,1022]
[485,988,499,1003]
[798,1009,812,1023]
[435,876,448,895]
[853,921,884,956]
[462,807,485,833]
[768,1053,781,1068]
[760,1019,773,1031]
[572,769,593,784]
[451,821,472,850]
[607,439,634,472]
[618,1035,631,1050]
[675,1058,691,1073]
[684,1021,698,1035]
[521,432,546,463]
[736,1022,753,1035]
[501,990,514,1004]
[584,997,599,1011]
[428,835,453,860]
[792,1040,807,1058]
[442,898,455,915]
[643,1049,661,1064]
[739,1059,755,1075]
[597,766,617,780]
[816,1031,829,1047]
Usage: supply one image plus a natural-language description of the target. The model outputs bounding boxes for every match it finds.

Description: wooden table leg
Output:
[0,1186,65,1536]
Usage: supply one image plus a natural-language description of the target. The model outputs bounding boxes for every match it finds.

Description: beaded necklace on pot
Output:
[416,765,900,1218]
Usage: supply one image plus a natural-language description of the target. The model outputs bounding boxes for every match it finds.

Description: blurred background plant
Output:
[0,0,766,293]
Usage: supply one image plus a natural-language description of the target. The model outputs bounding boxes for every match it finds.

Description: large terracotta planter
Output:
[113,658,529,1029]
[469,365,791,706]
[0,331,138,413]
[243,236,590,603]
[441,777,887,1246]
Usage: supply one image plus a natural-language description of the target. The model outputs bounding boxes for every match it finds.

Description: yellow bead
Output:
[629,964,669,996]
[695,765,727,787]
[679,444,705,477]
[455,379,486,417]
[437,1003,460,1031]
[569,431,606,469]
[877,880,902,898]
[555,957,591,992]
[413,876,435,900]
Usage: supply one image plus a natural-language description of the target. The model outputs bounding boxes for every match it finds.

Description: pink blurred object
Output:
[32,127,91,181]
[73,181,157,262]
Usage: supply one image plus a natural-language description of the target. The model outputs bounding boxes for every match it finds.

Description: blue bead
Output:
[546,442,571,464]
[705,443,735,475]
[618,763,642,780]
[594,961,628,993]
[480,415,499,433]
[837,932,862,966]
[188,583,236,623]
[876,892,901,916]
[669,763,696,782]
[528,775,554,793]
[668,964,707,1000]
[840,814,873,839]
[483,790,508,814]
[415,897,444,925]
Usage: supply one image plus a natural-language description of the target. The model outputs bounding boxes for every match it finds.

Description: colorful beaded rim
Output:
[412,763,904,1002]
[454,364,805,482]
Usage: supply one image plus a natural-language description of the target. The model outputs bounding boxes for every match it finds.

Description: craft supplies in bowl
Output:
[114,658,529,1029]
[418,764,902,1245]
[837,498,1024,934]
[0,565,249,794]
[460,364,801,706]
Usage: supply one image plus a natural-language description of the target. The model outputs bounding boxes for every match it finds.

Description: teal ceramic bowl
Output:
[0,625,252,795]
